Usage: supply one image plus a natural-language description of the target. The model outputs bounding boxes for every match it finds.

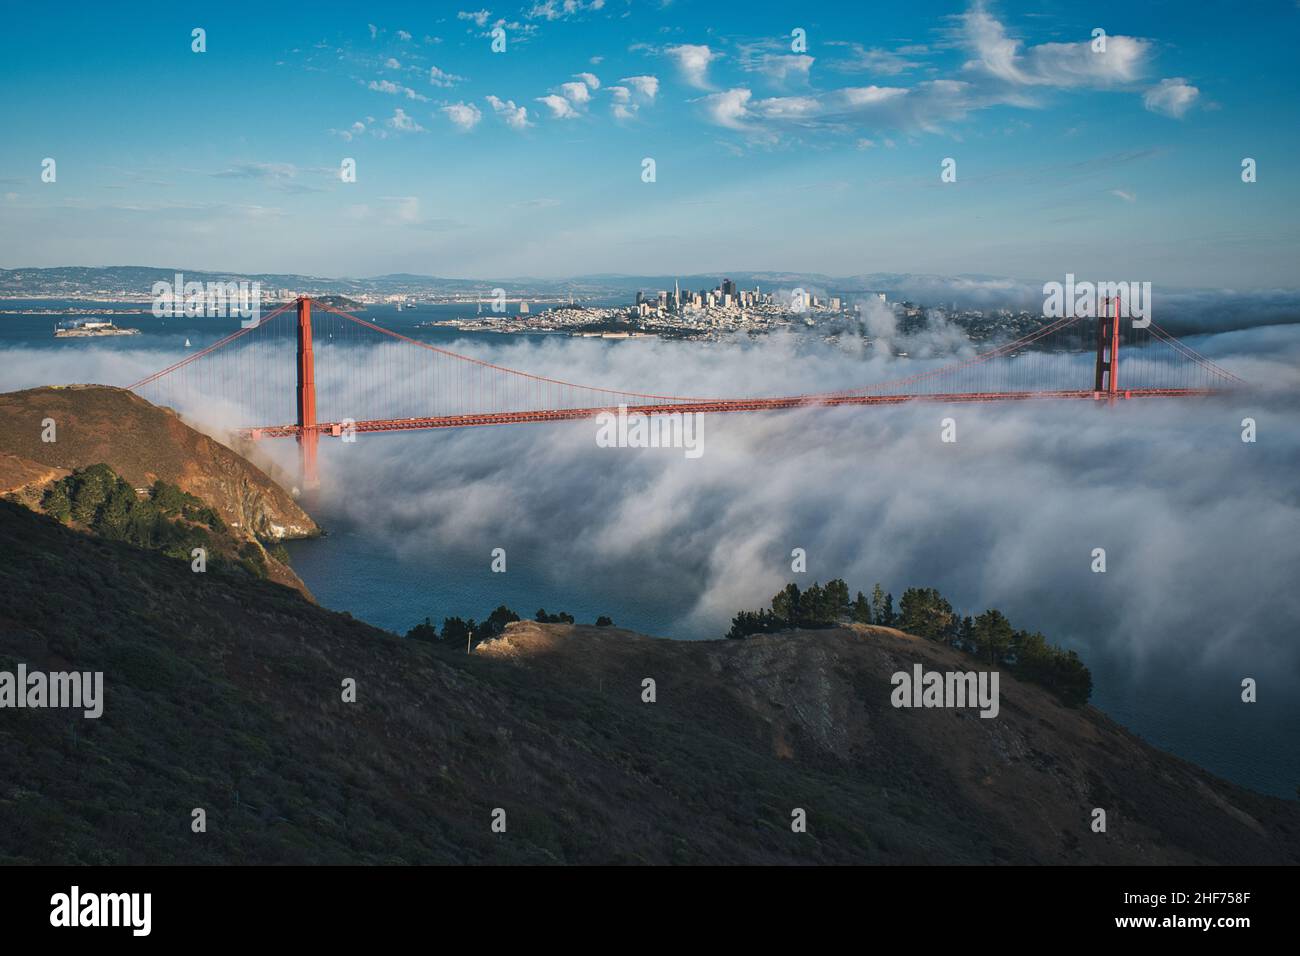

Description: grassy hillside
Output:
[2,498,1297,865]
[0,385,316,540]
[0,384,315,594]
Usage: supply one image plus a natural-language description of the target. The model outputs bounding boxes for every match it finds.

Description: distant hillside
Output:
[0,385,316,593]
[1,498,1296,865]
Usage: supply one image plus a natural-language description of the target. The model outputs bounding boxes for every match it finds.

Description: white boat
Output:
[184,338,191,347]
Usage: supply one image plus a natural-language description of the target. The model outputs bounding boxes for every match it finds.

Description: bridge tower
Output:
[296,296,319,488]
[1093,295,1121,399]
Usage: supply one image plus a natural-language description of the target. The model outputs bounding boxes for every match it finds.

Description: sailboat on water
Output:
[184,338,191,347]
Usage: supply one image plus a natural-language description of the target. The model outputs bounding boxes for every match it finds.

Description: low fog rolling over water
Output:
[2,301,1297,796]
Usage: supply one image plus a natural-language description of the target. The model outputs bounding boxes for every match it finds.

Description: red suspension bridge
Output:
[127,296,1242,487]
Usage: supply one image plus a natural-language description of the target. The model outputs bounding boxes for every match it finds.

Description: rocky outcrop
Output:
[0,385,317,540]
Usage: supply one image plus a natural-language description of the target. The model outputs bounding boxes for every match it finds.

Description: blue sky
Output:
[1,0,1297,286]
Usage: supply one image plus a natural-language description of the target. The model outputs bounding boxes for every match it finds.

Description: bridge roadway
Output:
[235,387,1220,440]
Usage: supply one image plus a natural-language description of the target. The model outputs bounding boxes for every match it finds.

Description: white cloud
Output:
[368,79,429,102]
[837,85,911,109]
[700,88,754,130]
[1110,189,1137,203]
[825,42,922,76]
[527,0,604,20]
[756,54,814,85]
[690,6,1186,145]
[329,120,370,142]
[397,30,412,41]
[753,95,821,121]
[574,72,601,90]
[608,86,632,120]
[620,75,659,101]
[384,57,402,70]
[486,94,532,129]
[442,102,483,131]
[1144,78,1199,118]
[665,44,720,89]
[536,93,579,119]
[385,107,426,133]
[610,74,658,120]
[695,80,974,140]
[429,65,466,88]
[458,10,492,28]
[559,81,592,105]
[961,4,1148,88]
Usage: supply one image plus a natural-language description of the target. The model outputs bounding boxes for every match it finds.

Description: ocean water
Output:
[0,297,583,350]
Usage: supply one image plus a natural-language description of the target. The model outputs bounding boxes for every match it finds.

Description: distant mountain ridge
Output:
[5,266,1298,332]
[0,264,1013,301]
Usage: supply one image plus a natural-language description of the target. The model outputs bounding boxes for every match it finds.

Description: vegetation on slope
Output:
[1,502,1295,865]
[0,384,317,541]
[726,579,1092,707]
[38,463,278,581]
[405,606,595,648]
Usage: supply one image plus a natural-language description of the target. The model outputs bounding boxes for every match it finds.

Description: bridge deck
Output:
[235,387,1223,439]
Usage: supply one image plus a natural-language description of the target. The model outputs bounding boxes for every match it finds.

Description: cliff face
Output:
[0,385,317,595]
[2,496,1296,865]
[0,385,317,540]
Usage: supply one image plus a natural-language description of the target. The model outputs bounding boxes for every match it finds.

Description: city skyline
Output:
[1,1,1297,286]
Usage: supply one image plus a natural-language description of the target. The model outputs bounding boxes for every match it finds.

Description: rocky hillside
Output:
[0,385,316,541]
[0,385,316,594]
[1,498,1296,865]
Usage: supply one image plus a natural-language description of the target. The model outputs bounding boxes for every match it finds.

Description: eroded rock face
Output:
[0,385,318,540]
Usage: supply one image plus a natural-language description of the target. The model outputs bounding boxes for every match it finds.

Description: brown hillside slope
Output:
[0,385,316,541]
[480,623,1300,864]
[0,385,316,594]
[2,499,1296,865]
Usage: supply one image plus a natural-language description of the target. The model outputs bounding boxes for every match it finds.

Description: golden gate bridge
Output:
[127,296,1243,487]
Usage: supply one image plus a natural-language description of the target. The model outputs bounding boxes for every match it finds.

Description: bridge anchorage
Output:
[127,294,1243,488]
